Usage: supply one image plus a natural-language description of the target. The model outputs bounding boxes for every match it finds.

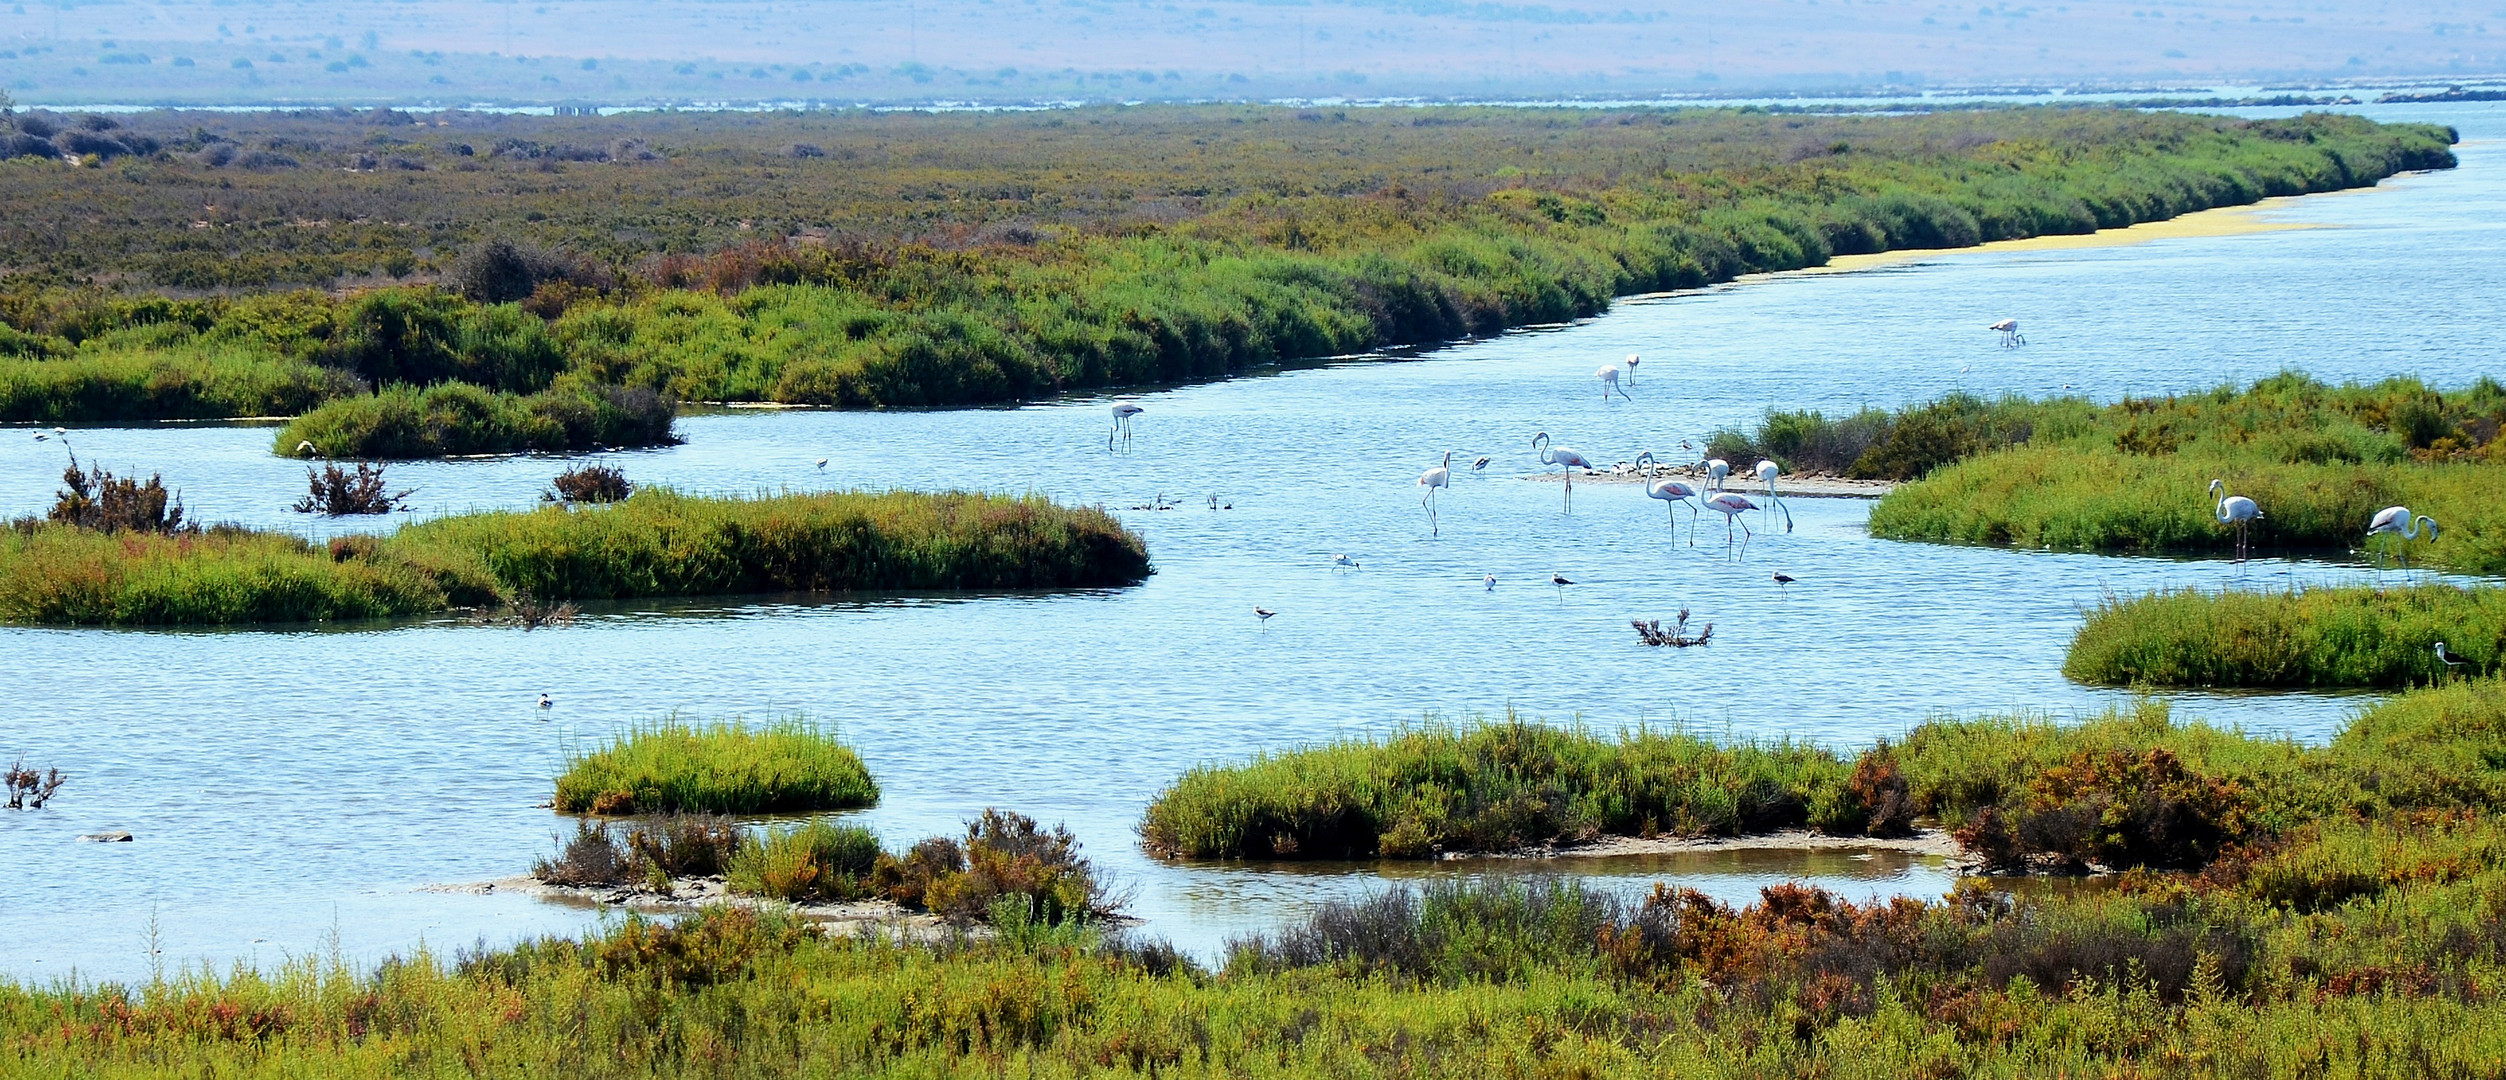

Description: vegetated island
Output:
[552,718,879,816]
[2066,583,2503,689]
[0,487,1150,626]
[0,106,2457,456]
[1709,371,2506,572]
[13,678,2506,1074]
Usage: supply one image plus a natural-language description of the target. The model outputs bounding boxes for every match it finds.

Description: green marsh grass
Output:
[0,489,1149,625]
[2066,584,2506,688]
[552,718,877,816]
[275,381,680,458]
[725,819,884,901]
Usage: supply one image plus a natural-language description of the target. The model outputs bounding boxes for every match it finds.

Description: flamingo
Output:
[1532,431,1595,512]
[1703,491,1760,553]
[1108,401,1144,451]
[1597,365,1629,402]
[1755,459,1793,533]
[1623,353,1639,385]
[2366,506,2439,569]
[1632,451,1701,545]
[2210,480,2261,562]
[1701,454,1731,493]
[1990,318,2024,347]
[1418,451,1452,536]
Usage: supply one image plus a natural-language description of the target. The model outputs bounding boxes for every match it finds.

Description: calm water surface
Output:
[4,104,2501,981]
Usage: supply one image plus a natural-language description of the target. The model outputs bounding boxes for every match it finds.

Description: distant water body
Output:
[2,101,2498,982]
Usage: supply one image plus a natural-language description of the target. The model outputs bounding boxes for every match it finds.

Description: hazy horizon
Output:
[2,0,2502,108]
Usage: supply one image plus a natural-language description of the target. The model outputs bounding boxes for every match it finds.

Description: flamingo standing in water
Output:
[1754,459,1793,533]
[1703,491,1760,553]
[1632,451,1701,545]
[1417,451,1453,536]
[2366,506,2439,569]
[1107,401,1144,451]
[1597,365,1630,402]
[1533,431,1595,512]
[1700,454,1732,493]
[1990,319,2024,347]
[1622,353,1639,385]
[2210,480,2262,562]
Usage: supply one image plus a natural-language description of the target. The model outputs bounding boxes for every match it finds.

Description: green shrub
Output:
[2065,584,2506,689]
[275,381,678,458]
[727,819,883,902]
[552,718,877,816]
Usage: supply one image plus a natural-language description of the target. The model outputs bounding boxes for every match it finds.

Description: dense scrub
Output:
[0,489,1149,625]
[275,381,679,458]
[551,718,876,815]
[1774,373,2506,570]
[16,679,2506,1076]
[2066,584,2506,688]
[0,108,2455,432]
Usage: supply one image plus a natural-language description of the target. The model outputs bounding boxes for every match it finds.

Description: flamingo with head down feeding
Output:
[1754,459,1793,533]
[1597,365,1630,402]
[2366,506,2438,569]
[1533,431,1595,512]
[1108,401,1144,451]
[1990,319,2024,347]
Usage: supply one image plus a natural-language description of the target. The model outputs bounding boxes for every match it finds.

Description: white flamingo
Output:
[2366,506,2438,569]
[1532,431,1594,512]
[1990,318,2024,347]
[1632,451,1701,545]
[1701,454,1731,493]
[1597,365,1630,402]
[1417,451,1452,536]
[1755,459,1793,533]
[2210,480,2261,562]
[1703,491,1760,553]
[1622,353,1639,385]
[1108,401,1144,451]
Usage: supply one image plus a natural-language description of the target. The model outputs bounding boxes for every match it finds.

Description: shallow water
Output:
[4,103,2501,982]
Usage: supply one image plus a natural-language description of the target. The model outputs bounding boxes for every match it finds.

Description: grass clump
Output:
[2065,584,2506,689]
[275,381,679,459]
[0,488,1149,625]
[1139,714,1868,860]
[726,820,883,902]
[552,718,877,816]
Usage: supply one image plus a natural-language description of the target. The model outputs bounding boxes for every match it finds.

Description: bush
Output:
[290,462,412,515]
[47,455,188,534]
[2065,584,2506,689]
[274,382,680,459]
[545,463,631,504]
[449,239,610,306]
[552,717,878,816]
[727,819,883,903]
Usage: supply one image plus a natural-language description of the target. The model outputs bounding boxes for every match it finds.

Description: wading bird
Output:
[537,693,552,711]
[1418,451,1452,536]
[1108,401,1144,451]
[1485,573,1497,591]
[1532,432,1595,512]
[1700,454,1731,493]
[1254,607,1276,629]
[1703,491,1761,553]
[1623,353,1639,384]
[31,432,45,442]
[1332,553,1361,571]
[816,458,828,469]
[2211,479,2262,562]
[1774,572,1795,597]
[1471,455,1491,475]
[1990,318,2024,347]
[1597,365,1630,402]
[1551,572,1574,596]
[2436,641,2470,674]
[295,440,316,457]
[2367,506,2439,569]
[1632,451,1701,544]
[1755,459,1794,533]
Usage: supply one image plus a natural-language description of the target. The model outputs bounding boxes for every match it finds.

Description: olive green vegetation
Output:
[0,108,2455,456]
[13,683,2506,1077]
[274,381,679,459]
[2065,583,2506,689]
[0,489,1149,625]
[550,718,876,816]
[1712,372,2506,570]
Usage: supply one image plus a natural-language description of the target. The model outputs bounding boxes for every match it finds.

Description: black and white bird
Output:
[1484,573,1497,592]
[1774,572,1796,597]
[2436,641,2470,672]
[1254,607,1276,630]
[816,458,828,469]
[537,692,553,711]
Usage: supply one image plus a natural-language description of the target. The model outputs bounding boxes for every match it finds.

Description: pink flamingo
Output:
[1417,451,1452,536]
[1533,431,1594,512]
[1703,491,1760,553]
[2209,479,2261,562]
[1632,451,1700,545]
[2366,505,2438,569]
[1108,401,1144,451]
[1596,365,1630,401]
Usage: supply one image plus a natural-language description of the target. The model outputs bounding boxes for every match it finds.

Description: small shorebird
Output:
[1550,572,1573,598]
[537,693,552,711]
[1484,573,1497,591]
[1471,455,1491,474]
[1254,607,1276,630]
[1332,553,1361,571]
[2436,641,2470,673]
[816,458,828,469]
[1773,572,1795,597]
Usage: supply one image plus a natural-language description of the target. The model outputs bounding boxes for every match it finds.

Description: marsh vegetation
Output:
[0,489,1149,625]
[2066,584,2504,688]
[551,718,877,816]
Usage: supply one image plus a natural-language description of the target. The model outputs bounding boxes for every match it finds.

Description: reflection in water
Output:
[3,103,2503,981]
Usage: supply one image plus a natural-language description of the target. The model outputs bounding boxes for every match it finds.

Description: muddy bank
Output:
[428,875,958,937]
[1527,464,1895,498]
[1454,828,1976,868]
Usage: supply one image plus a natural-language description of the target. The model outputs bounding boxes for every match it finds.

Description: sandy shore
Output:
[1455,828,1968,863]
[427,875,960,937]
[1787,192,2347,278]
[1528,463,1893,498]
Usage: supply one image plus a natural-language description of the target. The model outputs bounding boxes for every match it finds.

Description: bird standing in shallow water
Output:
[1597,365,1630,402]
[1254,607,1276,630]
[537,693,552,712]
[1550,572,1573,597]
[816,458,828,469]
[1332,553,1361,571]
[1418,451,1453,536]
[1108,401,1144,452]
[2210,479,2262,563]
[1484,573,1497,591]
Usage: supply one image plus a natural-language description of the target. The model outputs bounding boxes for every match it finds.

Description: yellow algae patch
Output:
[1797,194,2342,276]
